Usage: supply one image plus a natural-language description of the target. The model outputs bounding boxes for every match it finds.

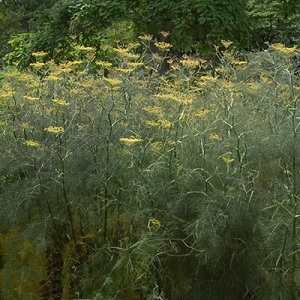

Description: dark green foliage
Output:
[2,0,300,66]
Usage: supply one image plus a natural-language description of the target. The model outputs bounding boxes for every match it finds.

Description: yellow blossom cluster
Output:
[119,136,143,146]
[45,75,61,81]
[220,153,234,164]
[95,60,113,68]
[210,133,222,141]
[24,96,39,102]
[138,34,153,42]
[151,141,164,151]
[29,62,46,69]
[149,217,161,227]
[145,119,172,128]
[74,46,95,52]
[52,98,69,106]
[103,77,122,86]
[0,91,15,99]
[32,51,47,58]
[113,48,140,60]
[180,55,202,69]
[44,126,64,134]
[194,109,210,120]
[221,40,233,49]
[154,42,172,52]
[23,140,40,147]
[270,43,298,56]
[155,93,193,104]
[143,106,162,115]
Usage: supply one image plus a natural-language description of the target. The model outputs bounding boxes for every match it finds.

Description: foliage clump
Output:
[0,38,300,299]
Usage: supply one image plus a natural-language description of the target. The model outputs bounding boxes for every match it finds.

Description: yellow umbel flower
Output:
[103,77,122,86]
[32,51,47,58]
[74,45,95,52]
[270,43,298,56]
[0,91,15,99]
[221,40,233,49]
[52,98,69,106]
[154,42,172,52]
[119,136,143,146]
[24,96,39,102]
[45,75,61,81]
[44,126,64,134]
[138,34,153,42]
[222,157,234,164]
[220,153,234,164]
[149,217,161,227]
[29,62,46,68]
[210,133,222,141]
[180,55,200,68]
[23,140,40,147]
[194,109,210,120]
[145,119,172,128]
[95,60,113,68]
[113,48,140,60]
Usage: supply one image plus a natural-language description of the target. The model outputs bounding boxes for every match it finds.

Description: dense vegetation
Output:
[1,1,300,299]
[1,0,300,66]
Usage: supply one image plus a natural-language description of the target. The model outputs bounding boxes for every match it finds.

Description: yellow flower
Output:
[115,67,135,74]
[45,75,61,81]
[232,60,247,67]
[155,93,178,101]
[154,42,172,52]
[151,141,164,151]
[260,74,272,84]
[0,91,15,99]
[180,55,199,68]
[119,136,143,146]
[222,157,234,164]
[220,153,234,164]
[44,126,64,134]
[29,62,46,68]
[103,77,122,86]
[149,217,161,227]
[68,60,83,66]
[143,106,162,115]
[221,40,233,49]
[23,140,40,147]
[113,48,140,60]
[95,60,113,68]
[52,98,69,106]
[145,119,172,128]
[270,43,298,56]
[74,45,95,52]
[70,88,85,95]
[24,96,39,102]
[160,31,170,38]
[219,80,235,90]
[246,82,260,90]
[32,51,47,58]
[138,34,153,42]
[5,70,21,78]
[194,109,209,120]
[210,133,222,141]
[126,62,144,69]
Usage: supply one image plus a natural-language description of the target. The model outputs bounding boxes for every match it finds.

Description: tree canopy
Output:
[1,0,300,65]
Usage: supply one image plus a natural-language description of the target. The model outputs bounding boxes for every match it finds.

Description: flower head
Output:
[119,136,143,146]
[52,98,69,106]
[23,140,40,147]
[154,42,172,52]
[44,126,64,134]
